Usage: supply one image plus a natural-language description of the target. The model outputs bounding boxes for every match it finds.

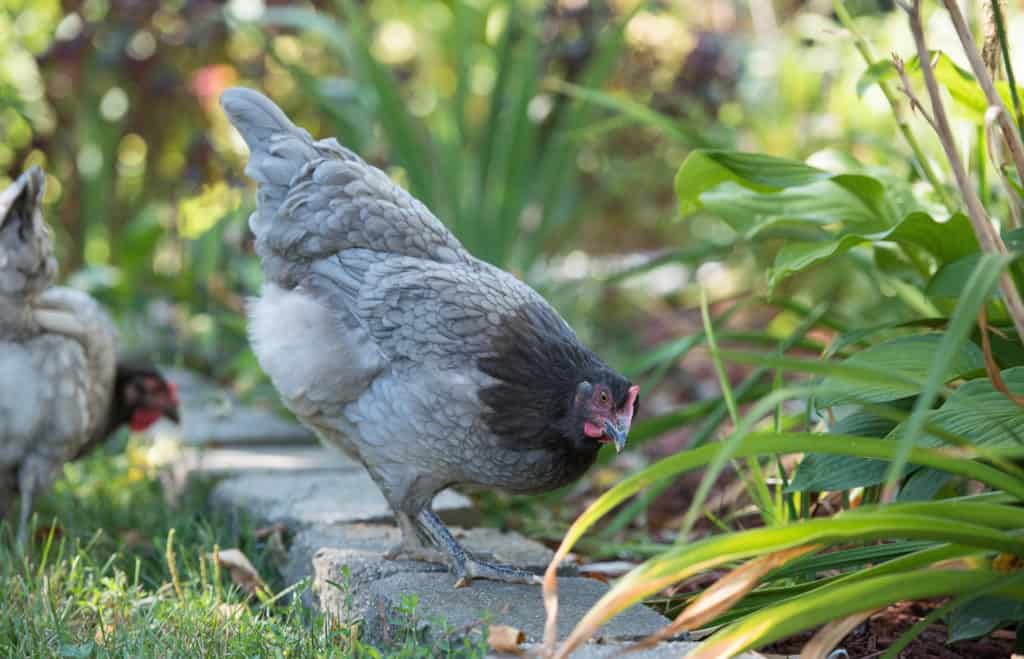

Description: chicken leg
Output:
[414,508,541,588]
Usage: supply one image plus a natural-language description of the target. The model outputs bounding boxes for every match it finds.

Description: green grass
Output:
[0,434,488,658]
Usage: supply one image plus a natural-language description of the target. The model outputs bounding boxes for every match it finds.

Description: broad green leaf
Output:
[856,58,898,97]
[770,235,870,287]
[927,254,985,299]
[948,597,1024,642]
[886,212,978,263]
[896,468,952,502]
[698,180,885,236]
[885,253,1015,493]
[817,333,985,406]
[675,150,831,216]
[788,408,901,492]
[769,212,978,286]
[893,366,1024,449]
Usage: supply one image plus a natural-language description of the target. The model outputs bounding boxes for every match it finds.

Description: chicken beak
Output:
[163,381,181,423]
[164,406,181,424]
[603,418,632,454]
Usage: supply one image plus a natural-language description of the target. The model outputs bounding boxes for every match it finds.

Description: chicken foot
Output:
[415,508,542,588]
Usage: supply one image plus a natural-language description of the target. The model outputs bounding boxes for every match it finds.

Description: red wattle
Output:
[130,408,162,431]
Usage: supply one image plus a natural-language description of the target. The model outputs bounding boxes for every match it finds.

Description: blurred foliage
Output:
[0,0,947,394]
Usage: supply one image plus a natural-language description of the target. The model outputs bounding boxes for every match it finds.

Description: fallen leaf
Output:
[578,560,638,580]
[487,625,525,654]
[208,548,268,597]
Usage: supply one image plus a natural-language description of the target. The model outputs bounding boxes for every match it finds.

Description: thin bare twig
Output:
[942,0,1024,203]
[902,0,1024,344]
[831,0,954,210]
[893,54,939,132]
[985,106,1023,228]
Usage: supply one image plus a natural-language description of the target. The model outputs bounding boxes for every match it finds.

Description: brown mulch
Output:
[759,599,1016,658]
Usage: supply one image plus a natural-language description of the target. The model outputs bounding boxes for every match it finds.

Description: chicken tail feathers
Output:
[220,87,320,239]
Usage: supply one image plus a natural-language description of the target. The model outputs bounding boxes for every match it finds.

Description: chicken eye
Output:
[598,390,609,405]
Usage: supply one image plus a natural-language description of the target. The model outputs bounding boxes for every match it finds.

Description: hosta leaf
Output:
[947,597,1024,642]
[796,368,1024,494]
[698,180,886,236]
[769,213,977,286]
[896,468,952,502]
[788,408,900,492]
[893,366,1024,449]
[675,150,831,215]
[817,333,985,406]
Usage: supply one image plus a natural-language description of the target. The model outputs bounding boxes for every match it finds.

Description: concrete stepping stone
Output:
[314,546,668,646]
[210,469,477,528]
[150,368,316,446]
[282,521,571,588]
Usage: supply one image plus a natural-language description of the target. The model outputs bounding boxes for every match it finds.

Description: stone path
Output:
[160,370,781,658]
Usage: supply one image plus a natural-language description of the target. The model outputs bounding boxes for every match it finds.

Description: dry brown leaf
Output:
[800,610,877,659]
[979,307,1024,407]
[208,548,268,597]
[487,624,526,654]
[625,544,821,656]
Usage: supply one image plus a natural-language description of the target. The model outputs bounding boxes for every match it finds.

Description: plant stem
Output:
[942,0,1024,209]
[832,0,954,210]
[989,0,1024,136]
[903,0,1024,343]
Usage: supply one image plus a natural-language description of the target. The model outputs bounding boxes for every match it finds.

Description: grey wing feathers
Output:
[319,254,539,368]
[0,337,91,466]
[220,87,467,290]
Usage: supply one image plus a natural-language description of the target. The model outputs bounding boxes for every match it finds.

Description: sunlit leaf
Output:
[816,333,984,406]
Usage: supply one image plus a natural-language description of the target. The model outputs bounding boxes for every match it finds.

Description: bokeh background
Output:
[2,0,945,393]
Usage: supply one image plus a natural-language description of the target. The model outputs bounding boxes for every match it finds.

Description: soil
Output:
[760,600,1017,658]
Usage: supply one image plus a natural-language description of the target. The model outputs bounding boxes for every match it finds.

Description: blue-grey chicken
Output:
[0,167,179,545]
[221,88,639,586]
